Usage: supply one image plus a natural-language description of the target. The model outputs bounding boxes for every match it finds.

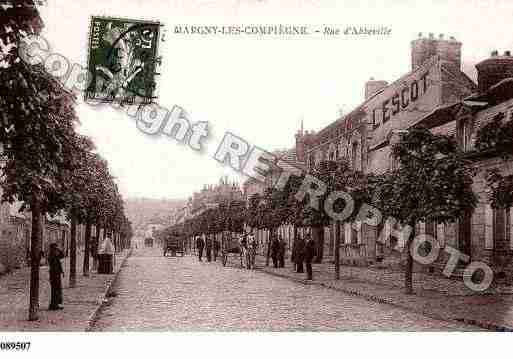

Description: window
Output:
[425,221,437,241]
[390,155,399,171]
[494,207,512,250]
[308,154,315,169]
[351,225,358,245]
[459,117,473,151]
[351,142,359,170]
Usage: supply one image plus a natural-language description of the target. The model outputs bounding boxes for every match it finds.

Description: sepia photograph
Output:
[1,0,512,357]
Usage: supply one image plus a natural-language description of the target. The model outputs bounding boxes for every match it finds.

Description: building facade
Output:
[291,34,513,281]
[0,202,70,274]
[239,33,513,283]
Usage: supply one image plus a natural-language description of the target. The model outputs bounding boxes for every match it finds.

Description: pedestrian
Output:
[304,233,316,280]
[99,234,115,274]
[295,234,305,273]
[213,238,220,261]
[91,236,98,272]
[278,235,286,268]
[291,235,297,271]
[271,235,280,268]
[196,235,204,261]
[48,243,64,310]
[205,235,212,262]
[247,230,257,268]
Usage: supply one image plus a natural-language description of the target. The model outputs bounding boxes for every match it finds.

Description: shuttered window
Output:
[345,223,351,244]
[437,223,445,247]
[351,223,358,245]
[425,221,435,239]
[494,208,507,250]
[489,207,513,251]
[485,204,494,250]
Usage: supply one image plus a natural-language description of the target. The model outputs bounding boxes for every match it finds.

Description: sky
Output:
[35,0,513,200]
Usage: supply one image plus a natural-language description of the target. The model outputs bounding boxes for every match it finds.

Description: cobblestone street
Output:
[91,248,478,331]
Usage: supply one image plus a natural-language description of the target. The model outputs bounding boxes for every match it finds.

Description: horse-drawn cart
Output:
[221,234,243,267]
[221,233,254,269]
[163,235,185,257]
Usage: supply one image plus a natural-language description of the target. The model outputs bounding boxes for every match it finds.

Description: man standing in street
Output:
[271,235,280,268]
[278,235,286,268]
[213,237,220,261]
[304,233,316,280]
[48,243,64,310]
[196,235,205,262]
[205,234,212,262]
[295,234,305,273]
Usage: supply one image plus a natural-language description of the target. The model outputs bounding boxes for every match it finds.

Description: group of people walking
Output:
[194,230,316,280]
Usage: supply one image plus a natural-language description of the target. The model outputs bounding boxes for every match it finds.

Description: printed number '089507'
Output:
[0,342,31,351]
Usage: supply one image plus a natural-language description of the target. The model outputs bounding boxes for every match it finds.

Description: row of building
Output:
[174,176,244,225]
[242,33,513,281]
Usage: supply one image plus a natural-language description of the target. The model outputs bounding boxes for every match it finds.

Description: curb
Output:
[255,266,513,332]
[84,249,132,331]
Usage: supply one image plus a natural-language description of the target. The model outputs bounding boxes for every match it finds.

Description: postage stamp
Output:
[85,16,163,104]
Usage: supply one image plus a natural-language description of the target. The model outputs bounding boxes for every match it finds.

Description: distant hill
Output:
[124,197,186,236]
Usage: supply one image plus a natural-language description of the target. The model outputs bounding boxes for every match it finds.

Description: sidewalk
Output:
[253,255,513,331]
[0,250,130,331]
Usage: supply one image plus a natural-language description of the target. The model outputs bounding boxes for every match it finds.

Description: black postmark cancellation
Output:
[85,16,163,105]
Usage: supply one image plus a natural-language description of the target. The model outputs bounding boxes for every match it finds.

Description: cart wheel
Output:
[222,254,227,266]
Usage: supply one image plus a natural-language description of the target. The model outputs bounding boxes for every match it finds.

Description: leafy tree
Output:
[62,134,95,287]
[475,112,513,159]
[485,169,513,209]
[0,0,44,67]
[0,60,79,320]
[371,128,477,294]
[299,160,369,264]
[245,193,263,230]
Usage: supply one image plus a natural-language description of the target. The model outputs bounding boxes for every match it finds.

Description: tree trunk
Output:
[83,220,92,277]
[313,226,324,263]
[334,221,341,280]
[404,226,415,295]
[69,214,78,288]
[92,224,101,271]
[293,225,298,261]
[28,198,42,321]
[266,229,272,266]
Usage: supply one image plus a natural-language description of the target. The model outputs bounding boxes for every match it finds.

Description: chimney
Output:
[476,50,513,93]
[365,78,388,100]
[411,33,462,70]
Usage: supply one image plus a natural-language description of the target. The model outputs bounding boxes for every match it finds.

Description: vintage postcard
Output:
[1,0,512,358]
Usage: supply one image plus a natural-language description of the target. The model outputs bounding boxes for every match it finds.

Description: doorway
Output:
[458,210,472,259]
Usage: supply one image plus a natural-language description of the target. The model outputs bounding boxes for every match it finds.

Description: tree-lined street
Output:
[91,248,477,331]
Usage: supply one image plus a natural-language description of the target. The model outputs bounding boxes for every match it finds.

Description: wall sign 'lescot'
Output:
[371,71,430,128]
